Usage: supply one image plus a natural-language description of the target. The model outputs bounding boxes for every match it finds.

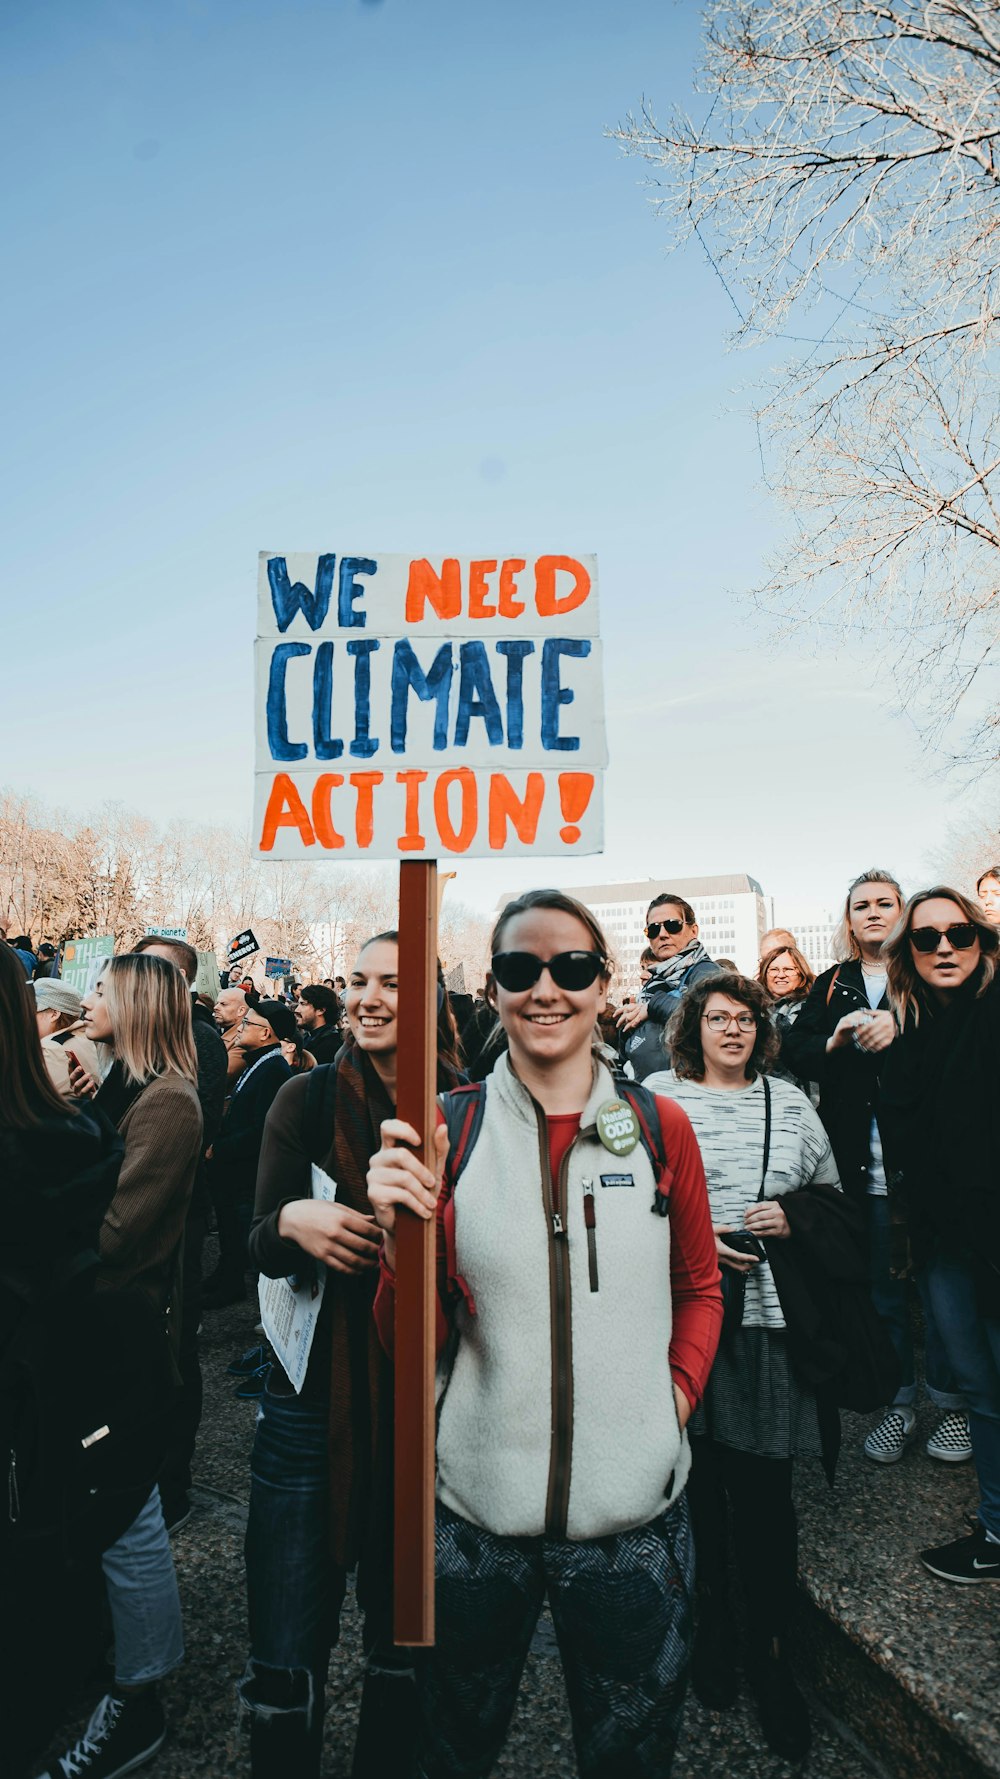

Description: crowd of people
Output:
[1,863,998,1778]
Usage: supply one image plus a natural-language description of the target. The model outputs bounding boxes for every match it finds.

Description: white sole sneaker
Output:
[863,1410,917,1464]
[926,1413,973,1463]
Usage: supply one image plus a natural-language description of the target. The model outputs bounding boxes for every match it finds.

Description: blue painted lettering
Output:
[312,641,343,760]
[267,642,310,760]
[495,640,534,750]
[347,639,380,758]
[454,642,504,746]
[541,638,589,751]
[390,640,454,753]
[267,555,336,632]
[337,556,375,628]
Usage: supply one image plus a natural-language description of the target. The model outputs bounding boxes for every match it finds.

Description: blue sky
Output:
[1,0,971,917]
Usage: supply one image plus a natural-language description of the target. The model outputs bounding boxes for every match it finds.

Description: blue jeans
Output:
[241,1385,406,1777]
[102,1486,184,1688]
[867,1197,964,1410]
[923,1256,1000,1538]
[417,1495,694,1779]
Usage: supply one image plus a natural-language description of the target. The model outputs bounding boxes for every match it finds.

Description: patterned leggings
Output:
[415,1495,694,1779]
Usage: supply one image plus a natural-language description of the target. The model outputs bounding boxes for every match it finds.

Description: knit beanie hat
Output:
[32,979,84,1019]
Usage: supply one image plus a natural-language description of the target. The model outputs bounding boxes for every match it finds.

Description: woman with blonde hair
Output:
[783,870,968,1467]
[881,887,1000,1582]
[758,944,816,1098]
[41,955,203,1779]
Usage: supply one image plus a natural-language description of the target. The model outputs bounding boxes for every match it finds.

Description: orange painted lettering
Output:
[405,558,461,622]
[434,768,477,853]
[468,560,498,619]
[311,775,345,849]
[349,772,383,848]
[534,554,591,617]
[488,772,544,848]
[259,774,315,851]
[396,770,428,852]
[498,558,526,618]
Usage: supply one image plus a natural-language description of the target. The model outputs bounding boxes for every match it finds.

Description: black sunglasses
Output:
[647,918,685,939]
[909,923,979,954]
[490,950,607,993]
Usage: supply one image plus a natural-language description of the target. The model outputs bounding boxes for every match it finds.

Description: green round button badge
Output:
[596,1098,640,1156]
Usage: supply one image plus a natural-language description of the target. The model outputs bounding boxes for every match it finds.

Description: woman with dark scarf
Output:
[758,944,816,1099]
[241,932,462,1778]
[881,887,1000,1584]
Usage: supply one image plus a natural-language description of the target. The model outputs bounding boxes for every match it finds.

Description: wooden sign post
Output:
[393,857,439,1645]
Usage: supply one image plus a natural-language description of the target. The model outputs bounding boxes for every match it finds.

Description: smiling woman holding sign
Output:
[239,933,462,1779]
[368,889,722,1778]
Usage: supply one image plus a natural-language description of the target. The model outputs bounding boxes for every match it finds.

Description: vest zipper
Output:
[534,1101,574,1539]
[582,1179,599,1292]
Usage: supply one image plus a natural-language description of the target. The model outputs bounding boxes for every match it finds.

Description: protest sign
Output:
[61,935,113,995]
[253,551,606,860]
[196,951,221,1002]
[227,928,260,965]
[265,955,291,981]
[145,925,189,940]
[258,1165,337,1392]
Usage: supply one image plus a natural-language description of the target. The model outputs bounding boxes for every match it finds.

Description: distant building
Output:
[497,874,768,996]
[769,903,838,975]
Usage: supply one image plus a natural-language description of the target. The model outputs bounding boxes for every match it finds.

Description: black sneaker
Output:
[921,1526,1000,1583]
[745,1639,811,1762]
[227,1343,266,1376]
[36,1689,165,1778]
[233,1362,271,1400]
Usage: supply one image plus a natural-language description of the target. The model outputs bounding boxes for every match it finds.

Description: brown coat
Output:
[98,1073,203,1311]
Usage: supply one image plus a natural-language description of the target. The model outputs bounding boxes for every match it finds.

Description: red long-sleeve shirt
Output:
[374,1094,721,1412]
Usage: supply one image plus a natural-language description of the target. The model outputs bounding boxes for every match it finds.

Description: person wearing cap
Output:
[33,978,110,1098]
[203,999,294,1309]
[33,941,60,980]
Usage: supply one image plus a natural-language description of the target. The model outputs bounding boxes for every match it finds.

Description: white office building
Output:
[768,903,839,975]
[498,874,768,997]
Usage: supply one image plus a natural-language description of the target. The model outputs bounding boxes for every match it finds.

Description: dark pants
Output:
[160,1211,205,1512]
[416,1495,694,1779]
[241,1386,411,1779]
[686,1438,797,1643]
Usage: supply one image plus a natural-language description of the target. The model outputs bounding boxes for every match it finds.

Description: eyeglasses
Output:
[647,918,685,939]
[239,1015,273,1033]
[490,950,607,993]
[909,923,979,954]
[703,1011,757,1032]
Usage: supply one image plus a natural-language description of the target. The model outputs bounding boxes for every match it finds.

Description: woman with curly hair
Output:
[880,887,1000,1583]
[646,973,841,1764]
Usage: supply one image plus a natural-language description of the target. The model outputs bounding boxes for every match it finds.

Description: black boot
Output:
[690,1591,738,1710]
[350,1656,417,1778]
[745,1635,811,1762]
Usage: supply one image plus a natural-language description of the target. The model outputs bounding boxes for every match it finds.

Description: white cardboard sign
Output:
[254,550,606,860]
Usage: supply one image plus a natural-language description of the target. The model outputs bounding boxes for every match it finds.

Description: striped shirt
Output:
[645,1072,841,1329]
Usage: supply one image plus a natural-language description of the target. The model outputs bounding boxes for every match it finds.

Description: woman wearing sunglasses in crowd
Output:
[368,889,722,1779]
[647,973,843,1762]
[782,870,969,1468]
[616,891,721,1081]
[880,889,1000,1583]
[239,933,462,1779]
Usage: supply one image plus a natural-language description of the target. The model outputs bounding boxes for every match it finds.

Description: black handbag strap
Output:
[758,1076,772,1202]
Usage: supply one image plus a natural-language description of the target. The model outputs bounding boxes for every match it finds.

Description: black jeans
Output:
[686,1437,797,1642]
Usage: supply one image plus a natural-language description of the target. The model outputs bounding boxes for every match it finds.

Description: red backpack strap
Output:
[825,967,842,1008]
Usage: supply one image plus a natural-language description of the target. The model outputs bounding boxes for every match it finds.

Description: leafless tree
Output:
[612,1,1000,758]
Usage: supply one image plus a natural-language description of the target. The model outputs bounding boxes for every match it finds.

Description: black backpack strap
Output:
[758,1075,772,1201]
[442,1081,488,1187]
[304,1058,340,1165]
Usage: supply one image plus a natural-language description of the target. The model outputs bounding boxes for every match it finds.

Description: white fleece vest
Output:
[436,1055,689,1540]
